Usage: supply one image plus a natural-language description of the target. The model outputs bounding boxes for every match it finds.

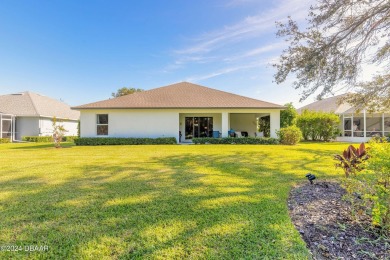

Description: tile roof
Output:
[297,94,353,114]
[73,82,284,109]
[0,91,80,120]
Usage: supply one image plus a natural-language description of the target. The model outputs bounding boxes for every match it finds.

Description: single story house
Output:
[73,82,284,143]
[298,94,390,142]
[0,91,80,141]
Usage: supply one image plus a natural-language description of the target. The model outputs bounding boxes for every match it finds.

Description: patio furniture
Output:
[255,132,264,138]
[213,131,221,138]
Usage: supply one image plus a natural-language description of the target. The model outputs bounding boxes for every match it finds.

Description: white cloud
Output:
[186,61,267,82]
[175,0,311,57]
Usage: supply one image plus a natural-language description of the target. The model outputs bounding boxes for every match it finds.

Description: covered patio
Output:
[179,110,280,142]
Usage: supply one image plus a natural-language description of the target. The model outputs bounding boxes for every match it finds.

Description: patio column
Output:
[383,113,385,137]
[221,112,229,137]
[363,110,366,138]
[351,114,354,137]
[12,116,15,142]
[270,110,280,138]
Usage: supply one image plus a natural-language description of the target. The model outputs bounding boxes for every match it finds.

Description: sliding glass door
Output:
[185,117,213,139]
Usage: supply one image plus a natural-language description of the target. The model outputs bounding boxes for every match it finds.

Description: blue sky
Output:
[0,0,316,107]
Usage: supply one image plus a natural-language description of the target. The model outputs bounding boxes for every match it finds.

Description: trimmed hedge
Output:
[22,136,53,142]
[74,137,177,146]
[22,136,78,143]
[63,136,77,142]
[0,138,11,143]
[192,137,279,145]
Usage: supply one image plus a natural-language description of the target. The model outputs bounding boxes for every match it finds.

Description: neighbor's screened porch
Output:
[341,111,390,138]
[0,113,15,141]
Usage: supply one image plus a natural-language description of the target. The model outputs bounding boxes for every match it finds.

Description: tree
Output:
[258,116,270,137]
[111,87,143,98]
[274,0,390,112]
[52,117,68,148]
[280,103,298,128]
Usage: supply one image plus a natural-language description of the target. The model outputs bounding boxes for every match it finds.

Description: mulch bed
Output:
[288,181,390,259]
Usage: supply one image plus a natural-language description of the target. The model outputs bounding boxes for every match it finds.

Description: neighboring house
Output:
[73,82,284,142]
[0,91,80,141]
[298,94,390,142]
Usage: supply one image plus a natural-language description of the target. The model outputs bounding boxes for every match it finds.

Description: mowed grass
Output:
[0,142,348,259]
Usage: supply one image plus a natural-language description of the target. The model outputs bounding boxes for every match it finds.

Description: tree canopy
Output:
[274,0,390,112]
[112,87,144,98]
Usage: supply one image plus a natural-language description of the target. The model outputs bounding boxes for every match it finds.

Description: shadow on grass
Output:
[0,150,339,259]
[10,142,75,150]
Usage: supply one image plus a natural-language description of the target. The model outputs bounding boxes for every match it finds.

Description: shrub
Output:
[192,137,279,145]
[22,136,53,142]
[74,137,177,146]
[360,140,390,231]
[334,143,369,177]
[297,110,340,141]
[277,126,302,145]
[0,138,11,143]
[338,140,390,233]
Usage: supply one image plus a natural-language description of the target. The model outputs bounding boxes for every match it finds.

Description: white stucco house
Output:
[298,94,390,142]
[73,82,284,143]
[0,91,80,141]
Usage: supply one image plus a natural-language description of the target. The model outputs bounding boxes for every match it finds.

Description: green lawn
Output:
[0,142,348,259]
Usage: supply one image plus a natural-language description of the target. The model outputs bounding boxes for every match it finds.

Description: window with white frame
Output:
[97,114,108,135]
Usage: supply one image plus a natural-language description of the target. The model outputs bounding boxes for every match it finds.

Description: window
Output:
[97,114,108,135]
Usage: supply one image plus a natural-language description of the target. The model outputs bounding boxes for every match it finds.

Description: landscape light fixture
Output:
[305,173,316,184]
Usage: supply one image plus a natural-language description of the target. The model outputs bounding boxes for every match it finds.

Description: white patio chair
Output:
[255,132,264,138]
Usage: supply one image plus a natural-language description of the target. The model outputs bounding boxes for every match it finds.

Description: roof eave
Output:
[72,106,285,110]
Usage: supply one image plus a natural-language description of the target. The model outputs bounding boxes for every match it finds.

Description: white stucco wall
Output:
[15,117,78,140]
[39,118,79,137]
[78,108,282,142]
[80,109,180,141]
[15,117,39,140]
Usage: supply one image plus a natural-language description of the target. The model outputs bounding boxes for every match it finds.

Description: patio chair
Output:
[255,132,264,138]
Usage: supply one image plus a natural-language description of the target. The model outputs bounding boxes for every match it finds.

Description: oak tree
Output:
[112,87,144,98]
[274,0,390,111]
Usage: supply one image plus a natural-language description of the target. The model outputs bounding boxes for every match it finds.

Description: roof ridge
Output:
[146,81,283,106]
[73,82,284,109]
[24,92,40,116]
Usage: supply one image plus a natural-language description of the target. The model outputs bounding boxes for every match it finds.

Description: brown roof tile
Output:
[73,82,283,109]
[297,94,353,114]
